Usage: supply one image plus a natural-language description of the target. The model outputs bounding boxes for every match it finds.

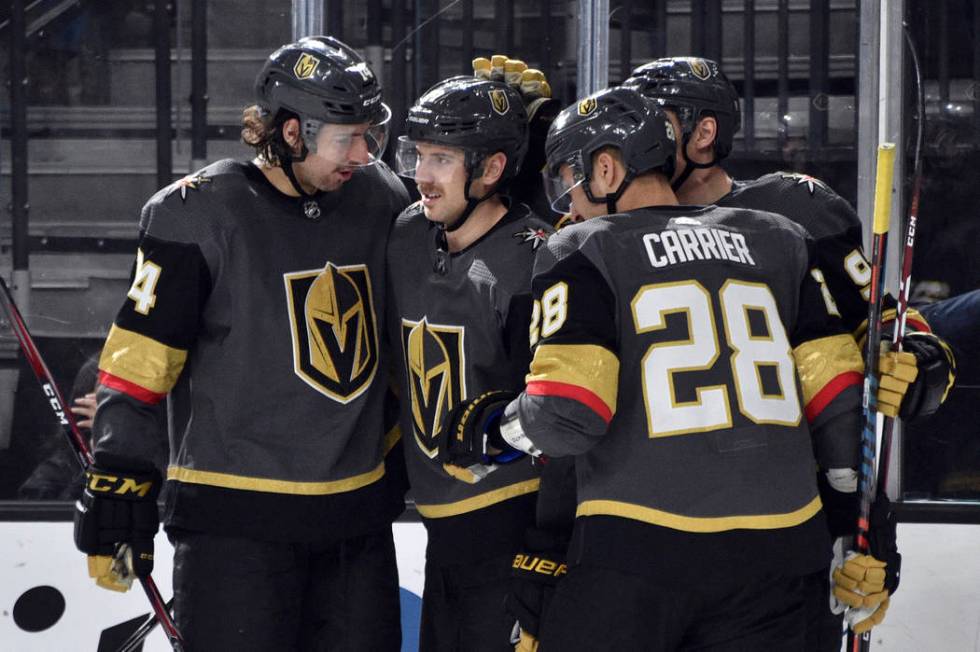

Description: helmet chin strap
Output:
[281,141,316,199]
[440,159,499,233]
[584,170,635,216]
[670,133,717,192]
[280,139,327,220]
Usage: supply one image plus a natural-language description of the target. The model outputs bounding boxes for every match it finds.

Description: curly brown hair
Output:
[241,105,297,166]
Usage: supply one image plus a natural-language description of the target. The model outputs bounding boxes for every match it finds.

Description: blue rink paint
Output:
[400,588,423,652]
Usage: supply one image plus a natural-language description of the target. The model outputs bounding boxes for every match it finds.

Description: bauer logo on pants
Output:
[401,318,466,459]
[284,263,379,403]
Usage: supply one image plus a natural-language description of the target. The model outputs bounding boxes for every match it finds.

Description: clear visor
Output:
[542,152,586,214]
[394,136,467,185]
[303,103,391,167]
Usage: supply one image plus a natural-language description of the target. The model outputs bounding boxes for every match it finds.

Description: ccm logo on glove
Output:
[85,471,156,497]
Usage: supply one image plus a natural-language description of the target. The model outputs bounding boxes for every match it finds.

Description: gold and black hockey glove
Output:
[830,492,900,634]
[74,459,161,592]
[505,527,569,652]
[878,331,956,420]
[438,390,520,484]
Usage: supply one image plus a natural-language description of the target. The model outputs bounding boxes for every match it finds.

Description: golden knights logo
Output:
[284,262,379,403]
[688,58,712,81]
[401,318,466,459]
[293,53,321,80]
[489,89,510,115]
[577,97,597,116]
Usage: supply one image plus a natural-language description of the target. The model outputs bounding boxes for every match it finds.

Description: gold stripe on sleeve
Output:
[99,324,188,395]
[525,344,619,415]
[792,334,863,407]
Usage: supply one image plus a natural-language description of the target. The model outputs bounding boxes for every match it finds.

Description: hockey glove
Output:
[473,55,553,115]
[438,391,521,484]
[878,332,956,420]
[74,461,161,592]
[830,492,900,634]
[831,544,890,635]
[506,527,568,651]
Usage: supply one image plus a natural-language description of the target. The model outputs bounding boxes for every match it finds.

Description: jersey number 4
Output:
[127,248,162,315]
[632,280,801,438]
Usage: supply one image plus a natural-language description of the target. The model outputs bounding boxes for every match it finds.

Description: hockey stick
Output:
[114,598,175,652]
[874,22,925,503]
[0,276,185,652]
[849,24,926,652]
[846,142,895,652]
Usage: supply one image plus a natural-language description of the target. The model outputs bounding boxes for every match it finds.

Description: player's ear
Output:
[281,118,303,155]
[478,152,507,186]
[692,116,718,156]
[592,150,621,194]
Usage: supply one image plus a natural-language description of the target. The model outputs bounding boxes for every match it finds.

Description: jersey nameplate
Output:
[643,227,756,269]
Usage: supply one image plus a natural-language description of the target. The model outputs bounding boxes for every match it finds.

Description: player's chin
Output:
[317,171,353,192]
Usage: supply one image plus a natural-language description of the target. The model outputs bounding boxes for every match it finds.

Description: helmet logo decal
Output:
[401,318,466,459]
[489,89,510,115]
[293,53,321,80]
[577,97,598,116]
[689,58,711,81]
[664,120,676,142]
[284,262,379,403]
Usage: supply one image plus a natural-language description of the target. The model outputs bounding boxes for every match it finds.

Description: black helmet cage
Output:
[544,87,677,213]
[624,57,741,159]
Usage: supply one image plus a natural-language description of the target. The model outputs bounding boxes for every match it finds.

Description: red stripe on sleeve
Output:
[98,371,168,405]
[804,371,863,422]
[526,380,613,424]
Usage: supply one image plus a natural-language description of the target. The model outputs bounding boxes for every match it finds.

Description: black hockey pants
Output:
[170,526,401,652]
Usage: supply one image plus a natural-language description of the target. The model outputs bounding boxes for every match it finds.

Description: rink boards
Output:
[2,521,979,651]
[0,521,427,651]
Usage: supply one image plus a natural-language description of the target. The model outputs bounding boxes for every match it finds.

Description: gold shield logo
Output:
[689,58,711,81]
[577,97,597,116]
[489,89,510,115]
[293,53,320,80]
[284,263,379,403]
[401,318,466,458]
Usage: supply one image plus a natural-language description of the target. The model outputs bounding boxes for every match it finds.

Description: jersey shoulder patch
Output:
[511,210,554,251]
[173,173,213,201]
[775,171,830,195]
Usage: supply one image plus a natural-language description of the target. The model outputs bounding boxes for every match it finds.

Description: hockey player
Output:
[73,36,410,650]
[440,86,868,650]
[623,56,956,647]
[389,76,551,650]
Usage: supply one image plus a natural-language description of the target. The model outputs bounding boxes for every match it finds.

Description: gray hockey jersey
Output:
[507,205,864,538]
[387,202,553,526]
[94,159,410,542]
